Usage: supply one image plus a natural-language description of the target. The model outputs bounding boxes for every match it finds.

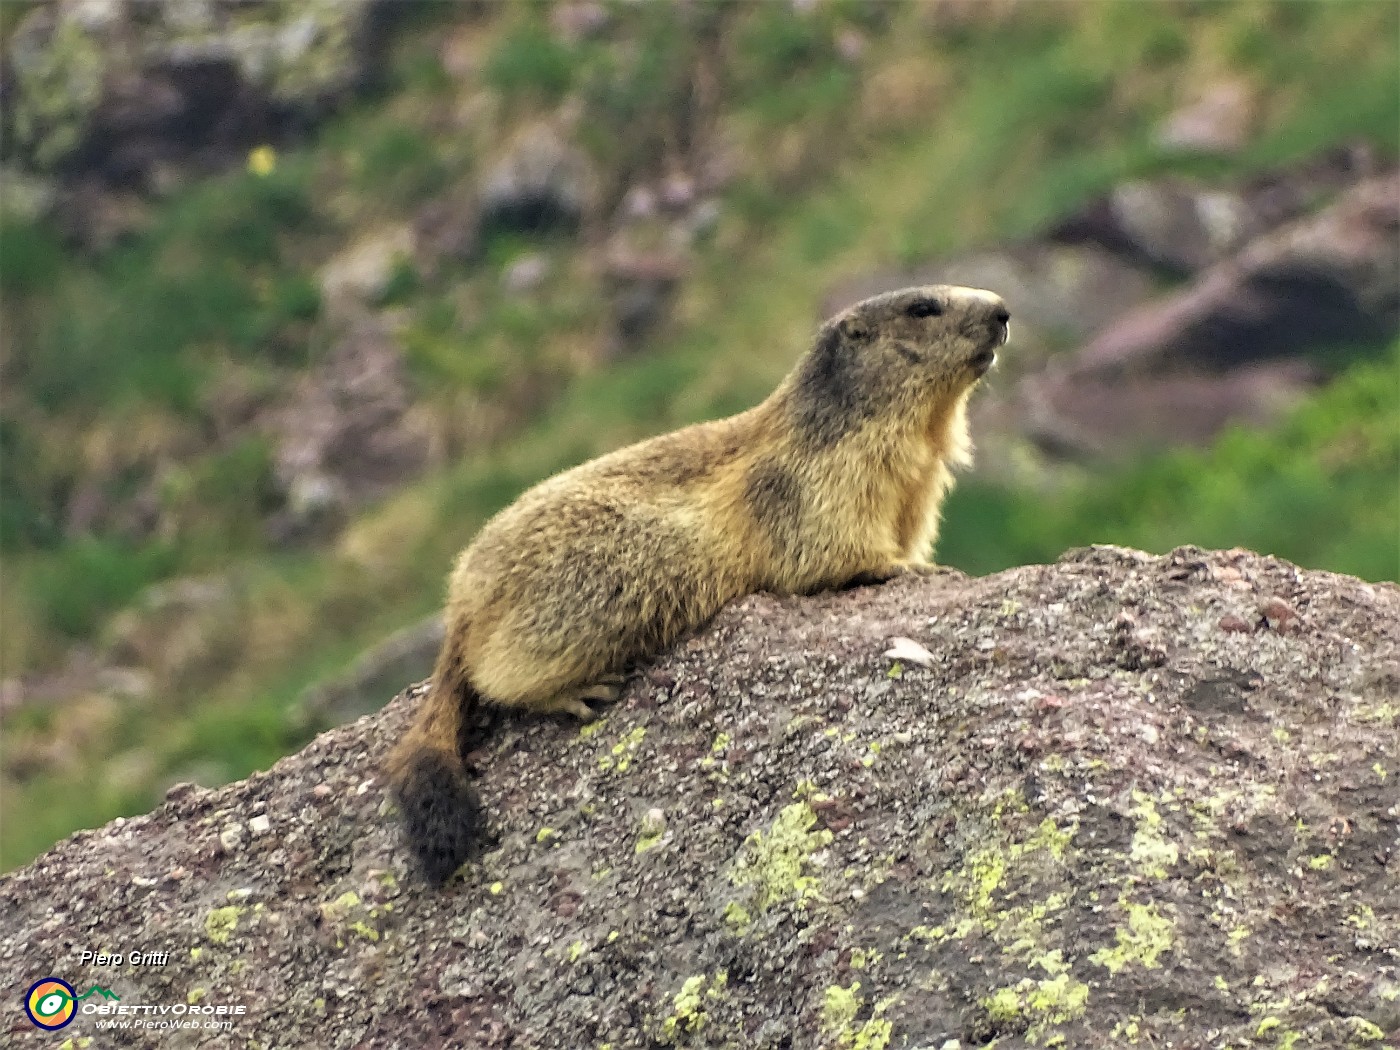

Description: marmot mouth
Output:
[970,348,997,375]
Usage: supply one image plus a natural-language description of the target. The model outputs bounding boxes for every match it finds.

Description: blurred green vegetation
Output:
[8,157,321,416]
[2,0,1397,870]
[486,19,577,103]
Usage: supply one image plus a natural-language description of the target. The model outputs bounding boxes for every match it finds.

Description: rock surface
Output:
[3,547,1397,1048]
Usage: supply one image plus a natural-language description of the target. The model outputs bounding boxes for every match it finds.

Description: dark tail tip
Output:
[392,749,482,885]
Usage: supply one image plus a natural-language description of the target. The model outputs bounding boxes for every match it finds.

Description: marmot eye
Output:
[906,300,943,319]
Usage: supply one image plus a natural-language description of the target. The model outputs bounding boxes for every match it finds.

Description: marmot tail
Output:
[386,649,482,884]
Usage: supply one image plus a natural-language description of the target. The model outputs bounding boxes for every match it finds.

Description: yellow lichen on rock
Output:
[730,801,834,913]
[1128,790,1180,878]
[1090,899,1175,973]
[820,983,897,1049]
[203,906,243,945]
[598,726,647,774]
[658,971,728,1043]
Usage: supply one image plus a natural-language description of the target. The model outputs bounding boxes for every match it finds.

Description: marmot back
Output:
[387,284,1010,883]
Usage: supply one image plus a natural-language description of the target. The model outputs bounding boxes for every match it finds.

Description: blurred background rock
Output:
[1,0,1396,870]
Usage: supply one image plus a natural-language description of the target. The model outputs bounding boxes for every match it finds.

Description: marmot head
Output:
[829,285,1009,380]
[791,285,1010,445]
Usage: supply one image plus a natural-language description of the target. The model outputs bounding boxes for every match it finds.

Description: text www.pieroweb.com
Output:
[93,1016,235,1032]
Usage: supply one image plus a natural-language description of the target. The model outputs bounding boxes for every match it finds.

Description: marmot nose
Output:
[990,303,1010,347]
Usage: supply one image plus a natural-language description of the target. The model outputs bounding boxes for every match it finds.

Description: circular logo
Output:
[25,978,77,1031]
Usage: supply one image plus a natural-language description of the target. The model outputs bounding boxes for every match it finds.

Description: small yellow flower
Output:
[247,145,276,177]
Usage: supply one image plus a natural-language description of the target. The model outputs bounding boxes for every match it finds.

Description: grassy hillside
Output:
[2,1,1397,870]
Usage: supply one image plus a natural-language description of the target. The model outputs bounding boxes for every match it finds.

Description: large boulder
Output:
[1048,142,1380,275]
[2,0,390,188]
[478,122,595,236]
[3,547,1396,1048]
[1004,169,1397,459]
[1066,171,1399,379]
[1004,359,1321,461]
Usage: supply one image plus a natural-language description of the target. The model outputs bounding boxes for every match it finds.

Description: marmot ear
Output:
[839,316,872,344]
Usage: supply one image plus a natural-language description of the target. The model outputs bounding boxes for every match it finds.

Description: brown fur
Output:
[387,284,1009,882]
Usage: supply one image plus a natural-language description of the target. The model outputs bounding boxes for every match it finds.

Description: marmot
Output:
[388,284,1010,883]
